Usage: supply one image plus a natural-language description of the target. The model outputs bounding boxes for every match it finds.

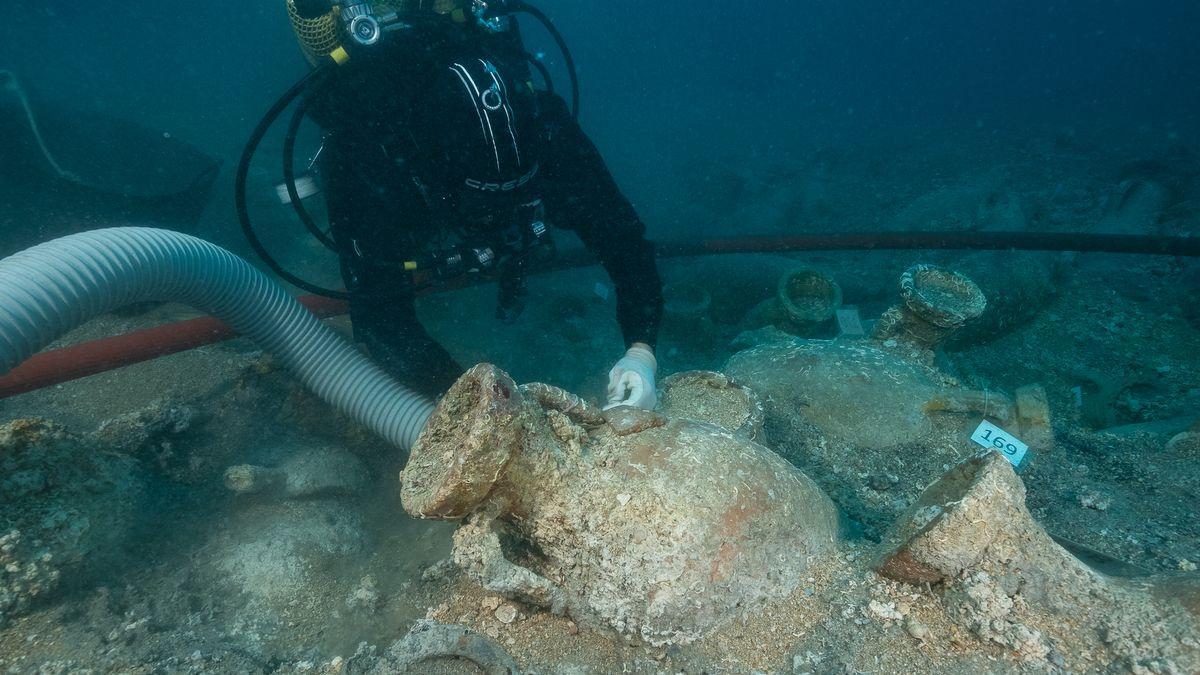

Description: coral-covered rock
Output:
[0,419,144,623]
[876,452,1200,672]
[0,530,59,627]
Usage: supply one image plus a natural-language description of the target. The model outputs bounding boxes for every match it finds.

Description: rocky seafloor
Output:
[0,126,1198,673]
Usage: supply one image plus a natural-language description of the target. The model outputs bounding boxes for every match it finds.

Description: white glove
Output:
[604,346,657,410]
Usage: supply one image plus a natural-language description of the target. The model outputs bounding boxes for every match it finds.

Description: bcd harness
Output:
[335,54,554,322]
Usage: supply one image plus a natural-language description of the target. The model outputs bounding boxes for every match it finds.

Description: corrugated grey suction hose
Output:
[0,227,435,450]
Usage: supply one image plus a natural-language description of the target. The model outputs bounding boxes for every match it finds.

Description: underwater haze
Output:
[2,1,1197,226]
[1,0,1199,673]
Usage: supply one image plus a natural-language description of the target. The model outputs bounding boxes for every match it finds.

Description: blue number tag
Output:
[970,419,1029,469]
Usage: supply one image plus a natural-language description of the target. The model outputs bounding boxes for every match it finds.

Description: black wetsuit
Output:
[307,15,662,398]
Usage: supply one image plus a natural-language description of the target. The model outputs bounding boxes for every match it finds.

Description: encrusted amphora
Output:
[401,364,839,645]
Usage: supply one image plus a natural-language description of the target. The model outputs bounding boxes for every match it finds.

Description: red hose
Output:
[0,296,347,399]
[2,230,1195,399]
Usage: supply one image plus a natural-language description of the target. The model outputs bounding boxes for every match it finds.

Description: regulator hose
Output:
[235,65,352,299]
[283,92,338,252]
[525,52,555,95]
[0,227,435,451]
[512,1,579,119]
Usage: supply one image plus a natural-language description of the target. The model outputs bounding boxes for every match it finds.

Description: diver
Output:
[281,0,663,407]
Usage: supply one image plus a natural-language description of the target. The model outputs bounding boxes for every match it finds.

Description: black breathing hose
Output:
[512,1,579,119]
[283,93,339,252]
[526,53,555,95]
[235,65,353,299]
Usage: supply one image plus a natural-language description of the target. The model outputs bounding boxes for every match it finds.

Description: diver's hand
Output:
[604,344,657,410]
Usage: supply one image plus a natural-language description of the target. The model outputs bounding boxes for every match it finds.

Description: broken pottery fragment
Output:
[875,452,1199,670]
[872,264,987,351]
[213,448,371,622]
[401,364,839,646]
[658,370,765,440]
[744,267,843,338]
[223,446,369,499]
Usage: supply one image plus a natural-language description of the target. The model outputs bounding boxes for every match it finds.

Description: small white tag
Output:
[593,282,611,301]
[971,419,1029,468]
[836,308,865,336]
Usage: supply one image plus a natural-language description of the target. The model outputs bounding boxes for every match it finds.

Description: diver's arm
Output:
[575,210,663,350]
[538,95,664,349]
